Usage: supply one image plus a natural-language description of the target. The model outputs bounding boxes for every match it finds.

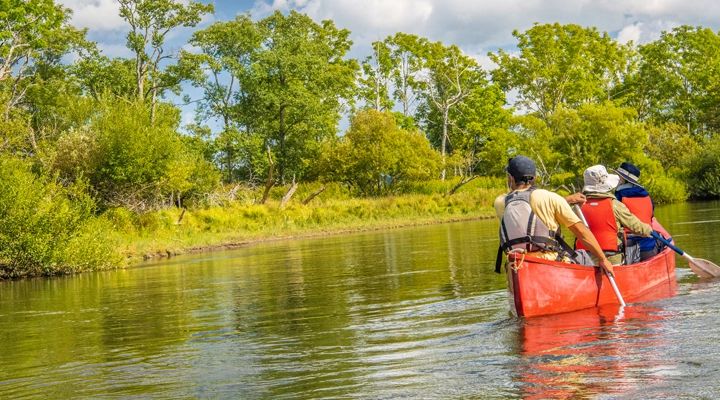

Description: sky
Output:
[56,0,720,126]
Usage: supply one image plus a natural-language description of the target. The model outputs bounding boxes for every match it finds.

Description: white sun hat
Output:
[582,165,620,193]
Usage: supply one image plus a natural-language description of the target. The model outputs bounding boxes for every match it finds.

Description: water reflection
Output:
[3,202,720,398]
[516,279,677,399]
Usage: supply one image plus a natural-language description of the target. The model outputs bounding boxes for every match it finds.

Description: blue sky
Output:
[57,0,720,129]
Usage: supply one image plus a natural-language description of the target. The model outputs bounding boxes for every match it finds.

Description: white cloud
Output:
[250,0,720,55]
[58,0,125,31]
[617,23,642,45]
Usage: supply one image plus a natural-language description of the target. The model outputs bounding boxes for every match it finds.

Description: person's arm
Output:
[568,222,615,276]
[613,200,652,236]
[565,192,586,205]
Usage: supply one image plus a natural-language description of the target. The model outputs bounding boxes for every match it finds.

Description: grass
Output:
[107,177,506,263]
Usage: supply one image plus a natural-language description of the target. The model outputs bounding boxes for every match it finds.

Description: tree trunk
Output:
[440,108,449,181]
[302,185,326,205]
[448,175,478,196]
[136,57,145,101]
[280,178,298,209]
[150,87,157,125]
[260,146,275,205]
[175,208,186,225]
[278,104,286,183]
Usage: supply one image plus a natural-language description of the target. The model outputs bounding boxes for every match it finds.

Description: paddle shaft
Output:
[572,204,627,307]
[651,231,688,258]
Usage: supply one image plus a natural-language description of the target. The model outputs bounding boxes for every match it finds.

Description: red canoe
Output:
[505,246,676,318]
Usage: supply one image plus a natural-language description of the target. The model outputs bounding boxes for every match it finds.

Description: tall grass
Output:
[109,178,506,261]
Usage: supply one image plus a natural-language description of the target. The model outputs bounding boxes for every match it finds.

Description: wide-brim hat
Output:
[614,162,644,189]
[582,165,620,193]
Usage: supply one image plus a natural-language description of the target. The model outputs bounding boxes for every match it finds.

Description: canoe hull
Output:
[506,247,676,317]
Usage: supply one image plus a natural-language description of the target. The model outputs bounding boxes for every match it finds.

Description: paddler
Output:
[614,162,660,260]
[577,165,653,265]
[494,156,614,276]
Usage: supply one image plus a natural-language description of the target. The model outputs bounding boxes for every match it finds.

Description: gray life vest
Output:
[500,188,559,253]
[495,187,577,273]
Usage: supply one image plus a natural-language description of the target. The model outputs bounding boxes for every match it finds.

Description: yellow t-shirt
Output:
[494,188,581,232]
[495,188,582,261]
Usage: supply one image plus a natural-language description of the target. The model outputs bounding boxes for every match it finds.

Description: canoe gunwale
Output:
[506,247,676,317]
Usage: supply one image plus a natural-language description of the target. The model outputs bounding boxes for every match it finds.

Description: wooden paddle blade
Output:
[689,258,720,278]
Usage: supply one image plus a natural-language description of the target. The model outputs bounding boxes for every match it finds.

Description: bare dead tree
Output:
[302,185,326,205]
[259,145,274,205]
[447,175,478,196]
[280,176,298,209]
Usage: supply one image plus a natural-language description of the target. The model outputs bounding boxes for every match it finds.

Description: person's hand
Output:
[599,257,614,277]
[565,192,586,205]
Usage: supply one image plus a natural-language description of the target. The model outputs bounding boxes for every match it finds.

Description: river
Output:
[2,202,720,398]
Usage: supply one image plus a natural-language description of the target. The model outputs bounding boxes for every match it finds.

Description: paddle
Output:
[572,205,627,307]
[650,231,720,278]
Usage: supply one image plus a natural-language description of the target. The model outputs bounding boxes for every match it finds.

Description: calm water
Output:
[2,202,720,398]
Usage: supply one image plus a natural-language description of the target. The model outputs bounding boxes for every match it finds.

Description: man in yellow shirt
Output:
[495,156,615,276]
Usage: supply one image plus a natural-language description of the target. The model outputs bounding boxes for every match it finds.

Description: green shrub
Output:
[687,136,720,199]
[644,174,688,203]
[321,110,442,196]
[0,158,119,278]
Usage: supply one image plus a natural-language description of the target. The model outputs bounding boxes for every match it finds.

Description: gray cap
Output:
[506,156,536,180]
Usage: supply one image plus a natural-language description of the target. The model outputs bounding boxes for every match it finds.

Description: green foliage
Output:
[645,123,700,175]
[626,26,720,134]
[687,136,720,198]
[384,33,426,117]
[322,110,441,195]
[548,103,645,181]
[0,0,90,116]
[642,172,688,204]
[414,40,497,177]
[188,11,358,183]
[358,40,394,111]
[490,23,632,120]
[72,57,137,99]
[0,157,119,277]
[50,99,219,209]
[118,0,214,105]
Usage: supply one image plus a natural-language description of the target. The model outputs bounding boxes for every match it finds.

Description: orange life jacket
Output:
[576,198,620,252]
[621,196,653,225]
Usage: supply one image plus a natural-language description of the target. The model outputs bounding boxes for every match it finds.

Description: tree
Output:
[451,83,511,176]
[357,40,393,111]
[490,23,632,120]
[415,41,490,180]
[118,0,213,122]
[548,103,645,181]
[72,56,137,100]
[385,33,425,117]
[0,0,88,117]
[183,14,261,182]
[239,11,358,183]
[687,136,720,198]
[184,14,260,130]
[323,110,441,195]
[644,123,700,175]
[52,99,219,210]
[624,26,720,135]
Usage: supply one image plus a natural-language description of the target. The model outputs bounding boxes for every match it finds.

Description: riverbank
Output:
[113,184,504,264]
[0,177,506,278]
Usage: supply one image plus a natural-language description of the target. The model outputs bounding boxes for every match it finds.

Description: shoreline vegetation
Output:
[4,1,720,278]
[114,179,504,264]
